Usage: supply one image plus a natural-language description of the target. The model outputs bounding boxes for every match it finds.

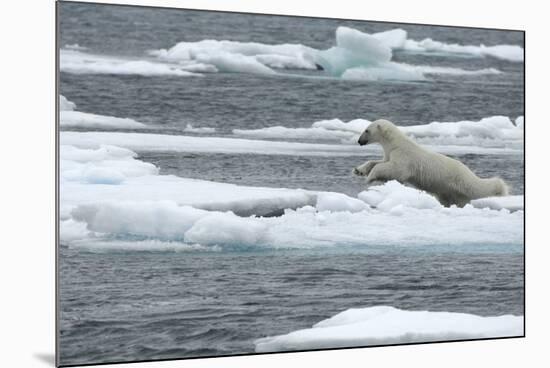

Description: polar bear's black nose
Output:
[358,138,367,146]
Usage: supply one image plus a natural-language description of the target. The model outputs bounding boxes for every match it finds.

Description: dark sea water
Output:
[58,2,524,366]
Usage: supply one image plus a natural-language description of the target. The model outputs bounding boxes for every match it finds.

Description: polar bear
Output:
[352,119,508,207]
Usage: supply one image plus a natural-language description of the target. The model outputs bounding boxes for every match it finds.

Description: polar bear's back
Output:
[385,126,507,206]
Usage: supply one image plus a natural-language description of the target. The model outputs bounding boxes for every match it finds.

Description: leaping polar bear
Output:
[353,119,508,207]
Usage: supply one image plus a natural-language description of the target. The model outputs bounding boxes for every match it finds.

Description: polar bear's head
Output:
[357,119,396,146]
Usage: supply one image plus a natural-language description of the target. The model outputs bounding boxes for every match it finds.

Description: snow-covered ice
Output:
[61,111,148,129]
[61,130,521,157]
[234,116,524,151]
[148,26,519,80]
[471,196,523,212]
[59,143,523,251]
[60,95,147,129]
[183,124,216,134]
[254,306,523,352]
[60,49,200,77]
[60,95,76,111]
[60,26,521,82]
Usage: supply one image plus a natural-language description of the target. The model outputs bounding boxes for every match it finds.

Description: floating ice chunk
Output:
[341,63,425,81]
[77,167,126,185]
[151,39,317,73]
[233,119,369,141]
[232,116,522,151]
[371,29,408,49]
[233,125,355,141]
[515,116,524,129]
[60,145,523,249]
[59,93,147,129]
[415,66,501,76]
[358,181,443,211]
[60,49,200,77]
[61,131,369,157]
[401,38,524,62]
[72,201,208,240]
[60,111,147,129]
[183,124,216,134]
[61,130,520,158]
[342,64,500,81]
[185,212,268,247]
[60,140,523,249]
[60,145,158,184]
[312,119,370,134]
[403,116,523,147]
[63,43,87,51]
[61,145,318,219]
[254,306,523,352]
[60,145,137,162]
[59,219,90,242]
[316,26,393,76]
[470,196,523,212]
[60,95,76,111]
[189,51,276,75]
[316,192,370,213]
[67,195,524,249]
[148,26,516,81]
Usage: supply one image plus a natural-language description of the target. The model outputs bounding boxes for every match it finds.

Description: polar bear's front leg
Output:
[353,160,383,176]
[366,161,401,184]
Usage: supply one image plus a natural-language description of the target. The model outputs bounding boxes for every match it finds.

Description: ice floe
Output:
[60,27,521,81]
[234,116,524,151]
[61,111,148,129]
[59,143,523,251]
[471,195,523,211]
[254,306,523,352]
[150,40,318,73]
[183,124,216,134]
[148,26,517,80]
[400,37,524,62]
[60,95,76,111]
[59,95,147,129]
[60,130,521,157]
[60,49,200,77]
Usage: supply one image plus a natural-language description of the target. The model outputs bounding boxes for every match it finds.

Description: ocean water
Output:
[58,2,524,366]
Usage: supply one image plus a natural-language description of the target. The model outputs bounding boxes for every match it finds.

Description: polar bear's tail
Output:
[487,177,509,197]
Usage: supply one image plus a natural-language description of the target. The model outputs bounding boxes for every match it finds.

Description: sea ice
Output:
[60,49,200,77]
[59,142,523,251]
[233,116,523,151]
[61,111,147,129]
[254,306,523,352]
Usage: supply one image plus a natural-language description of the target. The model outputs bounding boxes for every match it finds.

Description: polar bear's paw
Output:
[353,161,378,176]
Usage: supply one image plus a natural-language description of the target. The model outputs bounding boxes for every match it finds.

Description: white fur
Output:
[353,119,508,207]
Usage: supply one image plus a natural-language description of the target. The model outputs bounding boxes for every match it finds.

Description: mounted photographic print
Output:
[57,1,525,366]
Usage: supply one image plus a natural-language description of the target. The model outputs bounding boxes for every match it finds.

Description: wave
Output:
[60,49,201,77]
[59,95,147,129]
[234,116,524,150]
[254,306,523,352]
[60,143,523,251]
